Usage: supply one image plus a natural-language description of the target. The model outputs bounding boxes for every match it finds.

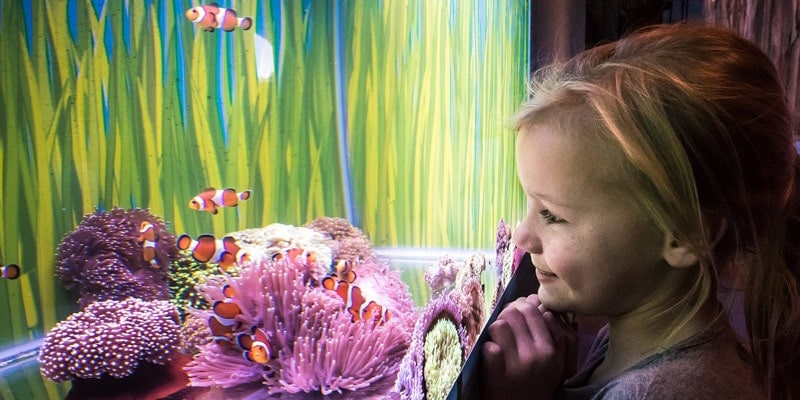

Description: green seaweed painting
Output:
[0,0,527,373]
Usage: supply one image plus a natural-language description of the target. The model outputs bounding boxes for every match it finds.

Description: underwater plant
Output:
[55,207,178,308]
[185,252,416,397]
[38,298,181,382]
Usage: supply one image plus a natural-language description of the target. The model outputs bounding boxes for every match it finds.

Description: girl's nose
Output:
[511,217,542,255]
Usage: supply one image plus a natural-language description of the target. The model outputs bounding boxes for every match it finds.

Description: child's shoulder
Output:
[608,325,762,399]
[562,324,764,400]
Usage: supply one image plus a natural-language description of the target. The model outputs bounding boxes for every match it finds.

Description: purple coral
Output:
[38,298,181,382]
[185,255,416,397]
[394,292,468,400]
[55,207,177,307]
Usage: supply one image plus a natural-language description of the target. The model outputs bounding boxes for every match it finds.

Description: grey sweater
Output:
[559,322,764,399]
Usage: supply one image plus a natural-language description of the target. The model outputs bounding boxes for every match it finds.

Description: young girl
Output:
[480,24,800,400]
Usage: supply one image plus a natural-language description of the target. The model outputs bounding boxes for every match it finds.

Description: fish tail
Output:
[239,17,253,30]
[238,190,252,201]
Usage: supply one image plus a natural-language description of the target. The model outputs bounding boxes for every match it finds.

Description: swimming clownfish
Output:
[321,277,391,324]
[176,234,249,272]
[188,187,251,214]
[1,264,20,280]
[185,4,253,32]
[236,326,273,365]
[137,221,159,268]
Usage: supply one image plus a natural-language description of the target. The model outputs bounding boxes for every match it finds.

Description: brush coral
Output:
[38,298,181,382]
[55,207,178,308]
[185,253,416,397]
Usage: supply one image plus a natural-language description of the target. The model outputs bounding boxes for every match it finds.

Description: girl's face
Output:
[513,124,682,318]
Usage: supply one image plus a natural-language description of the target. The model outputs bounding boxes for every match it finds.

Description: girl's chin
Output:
[536,288,571,313]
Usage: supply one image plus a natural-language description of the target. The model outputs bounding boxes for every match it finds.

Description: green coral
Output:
[167,256,220,318]
[423,318,463,400]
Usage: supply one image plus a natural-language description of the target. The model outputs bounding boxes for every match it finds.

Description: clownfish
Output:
[1,263,20,280]
[331,259,357,283]
[208,314,237,344]
[236,326,273,365]
[188,187,251,214]
[185,3,253,32]
[321,277,391,324]
[137,221,159,268]
[177,233,249,272]
[208,284,242,344]
[272,247,317,265]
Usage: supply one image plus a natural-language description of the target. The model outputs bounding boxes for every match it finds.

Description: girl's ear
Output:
[663,235,699,268]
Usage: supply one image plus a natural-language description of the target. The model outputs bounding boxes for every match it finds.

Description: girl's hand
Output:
[479,294,577,400]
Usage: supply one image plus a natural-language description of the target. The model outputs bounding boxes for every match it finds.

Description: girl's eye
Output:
[538,209,565,224]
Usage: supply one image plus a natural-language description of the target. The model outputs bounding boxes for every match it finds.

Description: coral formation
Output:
[38,298,181,382]
[55,207,178,308]
[492,219,516,308]
[168,256,219,318]
[395,252,488,400]
[395,291,468,400]
[424,255,459,296]
[185,252,416,397]
[304,216,374,264]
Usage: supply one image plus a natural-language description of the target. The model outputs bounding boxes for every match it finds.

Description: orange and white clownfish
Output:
[185,3,253,32]
[137,221,159,268]
[176,234,249,272]
[1,263,20,280]
[272,247,317,265]
[321,277,391,324]
[188,187,251,214]
[236,326,273,364]
[208,314,238,344]
[331,259,357,283]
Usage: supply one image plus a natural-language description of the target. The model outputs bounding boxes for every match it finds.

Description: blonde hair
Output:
[513,23,800,399]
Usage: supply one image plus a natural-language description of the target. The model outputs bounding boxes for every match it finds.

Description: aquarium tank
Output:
[0,1,529,399]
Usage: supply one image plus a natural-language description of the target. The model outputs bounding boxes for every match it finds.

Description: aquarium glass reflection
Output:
[0,1,528,398]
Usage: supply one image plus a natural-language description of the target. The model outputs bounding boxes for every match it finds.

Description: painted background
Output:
[0,3,528,394]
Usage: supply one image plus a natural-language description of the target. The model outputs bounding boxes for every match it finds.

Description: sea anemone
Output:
[394,292,468,400]
[55,207,178,307]
[38,298,181,382]
[185,254,416,397]
[228,223,332,280]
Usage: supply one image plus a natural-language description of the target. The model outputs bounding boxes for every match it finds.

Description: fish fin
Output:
[176,234,193,250]
[236,332,253,350]
[321,276,336,291]
[253,327,268,343]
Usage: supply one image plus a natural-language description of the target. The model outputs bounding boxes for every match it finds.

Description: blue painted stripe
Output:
[332,1,357,226]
